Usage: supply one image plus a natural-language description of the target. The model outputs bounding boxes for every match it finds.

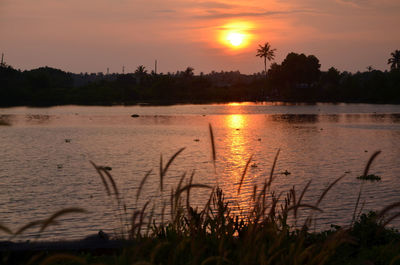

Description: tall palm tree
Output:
[388,50,400,70]
[256,42,276,78]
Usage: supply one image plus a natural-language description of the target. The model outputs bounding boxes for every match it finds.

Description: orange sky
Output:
[1,0,399,74]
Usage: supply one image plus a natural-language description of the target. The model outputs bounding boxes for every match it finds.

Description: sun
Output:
[219,21,253,49]
[227,32,245,47]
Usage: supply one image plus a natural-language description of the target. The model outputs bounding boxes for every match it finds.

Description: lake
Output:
[1,102,400,241]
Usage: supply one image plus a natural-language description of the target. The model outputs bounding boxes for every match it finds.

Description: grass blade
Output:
[137,169,153,202]
[238,154,253,194]
[90,161,110,196]
[267,149,280,188]
[209,123,216,167]
[316,174,346,207]
[362,150,381,177]
[40,208,87,232]
[0,223,12,235]
[160,148,186,191]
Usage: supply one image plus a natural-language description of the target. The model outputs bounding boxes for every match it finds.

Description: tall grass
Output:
[3,125,400,265]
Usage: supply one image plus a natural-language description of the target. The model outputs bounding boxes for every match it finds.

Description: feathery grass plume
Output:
[362,150,381,178]
[252,185,257,201]
[177,171,187,192]
[159,154,163,191]
[201,187,215,220]
[186,170,195,212]
[136,169,153,202]
[101,167,120,198]
[351,185,364,226]
[160,201,167,229]
[13,220,45,238]
[129,210,141,239]
[377,201,400,227]
[294,180,312,220]
[90,160,110,196]
[238,154,253,194]
[267,148,281,188]
[287,204,323,214]
[137,201,150,237]
[39,208,87,233]
[146,204,155,236]
[316,174,346,207]
[159,147,186,192]
[208,123,216,168]
[351,151,381,225]
[300,174,346,229]
[0,223,12,235]
[175,183,212,199]
[39,254,87,265]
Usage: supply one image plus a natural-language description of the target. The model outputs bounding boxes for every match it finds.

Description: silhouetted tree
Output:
[388,50,400,70]
[135,65,147,85]
[256,42,276,78]
[183,67,194,78]
[135,65,147,75]
[268,53,321,100]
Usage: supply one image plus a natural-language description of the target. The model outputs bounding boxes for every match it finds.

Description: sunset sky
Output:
[1,0,399,74]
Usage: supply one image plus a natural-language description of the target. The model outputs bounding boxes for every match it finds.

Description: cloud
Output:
[193,9,315,19]
[154,9,177,13]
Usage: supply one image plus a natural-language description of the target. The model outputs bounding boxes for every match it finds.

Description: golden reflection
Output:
[222,114,256,216]
[227,114,245,129]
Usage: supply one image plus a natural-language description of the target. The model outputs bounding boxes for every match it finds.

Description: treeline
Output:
[1,52,400,106]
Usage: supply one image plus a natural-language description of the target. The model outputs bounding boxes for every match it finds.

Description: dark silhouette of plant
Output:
[388,50,400,70]
[256,42,276,78]
[183,67,194,78]
[135,65,147,75]
[135,65,147,85]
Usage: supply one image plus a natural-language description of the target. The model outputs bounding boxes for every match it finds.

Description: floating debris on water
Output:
[357,174,381,181]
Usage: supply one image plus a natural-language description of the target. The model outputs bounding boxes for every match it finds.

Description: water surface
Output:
[1,103,400,241]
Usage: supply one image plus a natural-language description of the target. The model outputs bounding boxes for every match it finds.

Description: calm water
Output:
[1,103,400,241]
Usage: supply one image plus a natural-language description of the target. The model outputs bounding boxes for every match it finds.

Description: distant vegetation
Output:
[0,50,400,106]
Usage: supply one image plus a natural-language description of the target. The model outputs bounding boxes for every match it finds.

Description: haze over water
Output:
[1,102,400,241]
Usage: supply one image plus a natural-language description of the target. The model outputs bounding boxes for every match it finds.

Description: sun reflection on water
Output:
[221,114,258,216]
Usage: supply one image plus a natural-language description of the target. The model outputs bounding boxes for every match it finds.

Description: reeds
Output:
[3,127,400,265]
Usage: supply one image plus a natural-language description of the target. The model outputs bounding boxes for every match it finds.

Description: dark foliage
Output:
[1,51,400,106]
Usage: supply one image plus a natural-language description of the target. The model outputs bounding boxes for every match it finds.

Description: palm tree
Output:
[388,50,400,70]
[135,65,147,85]
[256,42,276,78]
[135,65,147,75]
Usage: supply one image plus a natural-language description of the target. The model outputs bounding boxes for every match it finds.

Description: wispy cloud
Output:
[193,9,315,19]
